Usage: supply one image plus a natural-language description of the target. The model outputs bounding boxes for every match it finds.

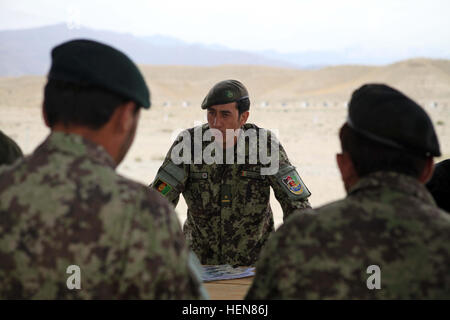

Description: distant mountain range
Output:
[0,24,295,76]
[1,24,449,77]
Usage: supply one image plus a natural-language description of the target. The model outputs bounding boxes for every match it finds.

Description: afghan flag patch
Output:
[154,178,172,196]
[282,173,304,195]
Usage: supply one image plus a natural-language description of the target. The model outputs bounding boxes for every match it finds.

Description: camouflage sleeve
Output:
[245,210,313,300]
[149,132,189,207]
[122,189,207,299]
[267,135,312,221]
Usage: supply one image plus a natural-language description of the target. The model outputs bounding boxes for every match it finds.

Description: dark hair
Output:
[426,160,450,213]
[339,123,428,178]
[236,97,250,117]
[44,79,136,129]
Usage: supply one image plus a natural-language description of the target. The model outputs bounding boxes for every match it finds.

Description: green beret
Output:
[347,84,441,157]
[201,79,249,109]
[0,130,23,166]
[48,39,151,108]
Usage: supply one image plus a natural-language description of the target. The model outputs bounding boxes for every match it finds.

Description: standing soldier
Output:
[151,80,311,266]
[246,84,450,299]
[0,39,206,299]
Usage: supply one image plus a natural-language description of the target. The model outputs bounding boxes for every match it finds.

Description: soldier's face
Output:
[207,103,248,147]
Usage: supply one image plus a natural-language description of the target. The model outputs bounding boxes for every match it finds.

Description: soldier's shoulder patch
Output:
[153,178,173,196]
[282,173,304,195]
[275,165,311,200]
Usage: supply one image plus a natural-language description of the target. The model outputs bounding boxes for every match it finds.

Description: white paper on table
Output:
[201,264,255,282]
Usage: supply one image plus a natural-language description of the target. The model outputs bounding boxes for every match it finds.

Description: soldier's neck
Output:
[51,124,119,166]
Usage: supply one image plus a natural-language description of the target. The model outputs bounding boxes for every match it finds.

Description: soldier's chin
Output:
[224,136,237,149]
[212,131,223,140]
[115,147,129,167]
[211,132,223,144]
[343,180,352,193]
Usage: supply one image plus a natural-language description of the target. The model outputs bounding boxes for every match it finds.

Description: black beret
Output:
[48,39,151,108]
[426,159,450,212]
[347,84,441,157]
[201,79,249,109]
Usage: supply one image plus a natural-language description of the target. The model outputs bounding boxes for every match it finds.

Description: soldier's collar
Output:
[348,171,436,206]
[44,132,116,168]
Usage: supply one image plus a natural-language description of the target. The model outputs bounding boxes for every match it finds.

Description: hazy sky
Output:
[1,0,449,56]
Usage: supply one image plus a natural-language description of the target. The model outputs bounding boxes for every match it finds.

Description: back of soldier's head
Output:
[44,39,151,129]
[426,159,450,213]
[0,130,23,166]
[340,84,440,179]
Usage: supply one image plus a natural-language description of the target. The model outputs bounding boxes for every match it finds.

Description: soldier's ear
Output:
[419,157,435,184]
[111,101,138,133]
[336,152,359,191]
[239,111,249,126]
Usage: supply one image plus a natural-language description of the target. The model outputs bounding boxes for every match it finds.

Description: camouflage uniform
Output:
[246,171,450,299]
[151,123,311,266]
[0,132,206,299]
[0,130,23,166]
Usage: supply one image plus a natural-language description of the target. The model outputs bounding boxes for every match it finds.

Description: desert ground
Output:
[1,59,449,228]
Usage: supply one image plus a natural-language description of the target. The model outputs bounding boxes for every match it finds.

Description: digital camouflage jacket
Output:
[246,171,450,299]
[0,132,206,299]
[151,123,311,266]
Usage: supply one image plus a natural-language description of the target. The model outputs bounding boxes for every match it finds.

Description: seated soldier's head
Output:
[43,39,150,165]
[0,130,23,166]
[337,84,440,191]
[426,159,450,213]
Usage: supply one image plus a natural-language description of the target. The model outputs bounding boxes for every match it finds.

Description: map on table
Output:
[201,264,255,282]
